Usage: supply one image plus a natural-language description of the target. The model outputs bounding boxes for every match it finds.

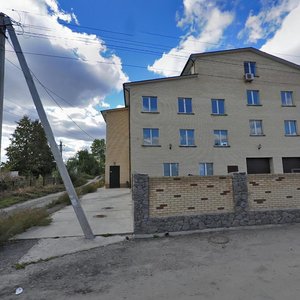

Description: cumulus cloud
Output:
[260,1,300,64]
[148,0,234,77]
[1,0,128,161]
[240,0,300,43]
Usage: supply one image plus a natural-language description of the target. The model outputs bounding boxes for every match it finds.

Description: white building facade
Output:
[122,48,300,177]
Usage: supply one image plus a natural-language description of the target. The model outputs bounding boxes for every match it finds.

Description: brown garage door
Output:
[246,158,271,174]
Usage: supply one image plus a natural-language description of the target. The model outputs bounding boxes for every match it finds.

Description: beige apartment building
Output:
[102,47,300,187]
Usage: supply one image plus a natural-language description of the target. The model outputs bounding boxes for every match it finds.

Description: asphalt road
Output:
[1,224,300,299]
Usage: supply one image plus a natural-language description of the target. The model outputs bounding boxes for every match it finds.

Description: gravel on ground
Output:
[1,224,300,299]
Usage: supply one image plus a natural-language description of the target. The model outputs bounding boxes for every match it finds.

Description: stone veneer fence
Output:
[133,173,300,234]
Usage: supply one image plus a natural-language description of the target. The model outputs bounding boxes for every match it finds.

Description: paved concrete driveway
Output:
[15,188,133,239]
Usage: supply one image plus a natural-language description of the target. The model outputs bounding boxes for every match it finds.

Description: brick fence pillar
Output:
[232,173,248,213]
[132,174,149,233]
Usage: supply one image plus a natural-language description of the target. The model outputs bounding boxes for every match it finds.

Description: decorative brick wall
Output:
[149,176,234,217]
[248,174,300,210]
[133,173,300,234]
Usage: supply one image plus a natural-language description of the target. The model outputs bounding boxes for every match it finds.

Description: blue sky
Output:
[1,0,300,160]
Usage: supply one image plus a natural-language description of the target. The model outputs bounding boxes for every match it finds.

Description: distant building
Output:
[102,47,300,188]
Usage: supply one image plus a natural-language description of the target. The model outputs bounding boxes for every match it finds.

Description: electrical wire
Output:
[5,6,300,64]
[5,57,96,141]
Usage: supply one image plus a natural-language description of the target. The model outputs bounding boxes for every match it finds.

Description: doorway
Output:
[109,166,120,188]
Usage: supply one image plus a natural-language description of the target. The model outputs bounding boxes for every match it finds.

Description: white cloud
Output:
[116,104,125,108]
[1,0,128,162]
[240,0,300,43]
[148,0,234,77]
[261,2,300,64]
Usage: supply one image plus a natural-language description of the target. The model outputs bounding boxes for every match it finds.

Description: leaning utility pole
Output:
[59,140,63,157]
[0,14,6,167]
[3,15,94,239]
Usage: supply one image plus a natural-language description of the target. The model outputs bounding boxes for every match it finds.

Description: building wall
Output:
[128,50,300,176]
[104,108,130,188]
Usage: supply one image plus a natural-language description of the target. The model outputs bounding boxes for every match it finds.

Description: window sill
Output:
[142,144,162,147]
[284,134,300,137]
[214,145,230,148]
[247,104,262,106]
[141,111,160,114]
[211,113,228,116]
[177,112,195,115]
[281,105,296,107]
[179,145,197,147]
[250,134,265,137]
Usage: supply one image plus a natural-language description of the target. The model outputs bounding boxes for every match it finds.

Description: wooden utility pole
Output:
[0,14,6,167]
[3,15,94,239]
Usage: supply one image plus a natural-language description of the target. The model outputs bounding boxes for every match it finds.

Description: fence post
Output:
[132,174,149,233]
[232,172,249,213]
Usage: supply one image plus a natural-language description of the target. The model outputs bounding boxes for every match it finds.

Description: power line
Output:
[5,45,300,78]
[6,7,300,63]
[5,57,96,141]
[3,108,21,118]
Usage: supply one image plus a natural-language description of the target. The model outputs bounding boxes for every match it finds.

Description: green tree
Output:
[91,139,105,174]
[5,116,55,177]
[66,149,99,177]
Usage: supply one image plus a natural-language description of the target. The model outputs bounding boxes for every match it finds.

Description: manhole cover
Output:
[208,235,230,245]
[94,214,107,218]
[102,207,114,210]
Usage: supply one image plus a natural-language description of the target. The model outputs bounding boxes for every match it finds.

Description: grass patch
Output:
[0,184,65,209]
[0,208,52,244]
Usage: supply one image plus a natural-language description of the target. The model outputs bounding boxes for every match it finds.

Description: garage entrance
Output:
[246,158,271,174]
[282,157,300,173]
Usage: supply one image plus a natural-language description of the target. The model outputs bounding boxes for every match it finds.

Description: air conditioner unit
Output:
[244,73,254,82]
[291,168,300,173]
[221,142,228,146]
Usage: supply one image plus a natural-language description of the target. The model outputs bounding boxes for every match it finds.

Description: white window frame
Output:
[143,128,159,145]
[244,61,256,75]
[142,96,157,112]
[285,120,298,136]
[250,120,263,135]
[179,129,195,146]
[281,91,293,106]
[163,163,179,176]
[214,130,228,146]
[247,90,260,105]
[178,98,192,114]
[199,163,213,176]
[211,99,225,115]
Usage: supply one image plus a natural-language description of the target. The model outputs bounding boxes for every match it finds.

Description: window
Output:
[163,163,179,176]
[142,96,157,112]
[179,129,195,146]
[284,120,297,136]
[211,99,225,115]
[178,98,192,114]
[143,128,159,145]
[281,91,294,106]
[250,120,264,135]
[214,130,228,146]
[247,90,260,105]
[199,163,213,176]
[227,165,239,173]
[244,61,256,75]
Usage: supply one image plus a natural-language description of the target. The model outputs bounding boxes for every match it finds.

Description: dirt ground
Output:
[1,224,300,300]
